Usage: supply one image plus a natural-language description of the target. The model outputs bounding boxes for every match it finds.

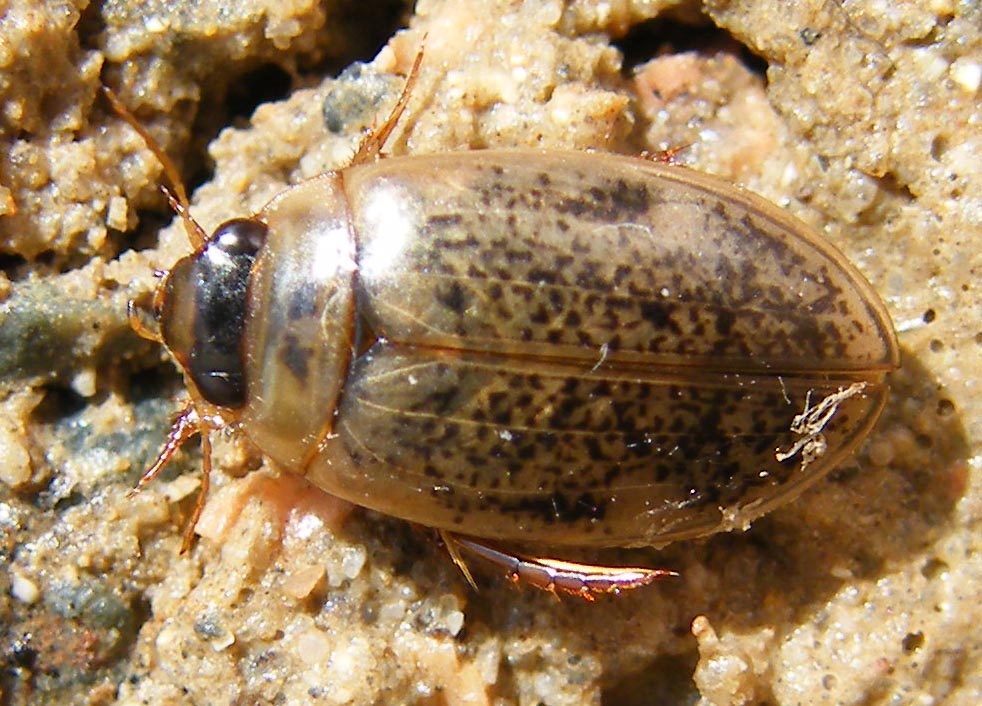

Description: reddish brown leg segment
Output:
[129,403,202,495]
[128,403,211,552]
[639,144,691,165]
[441,532,677,601]
[181,430,211,554]
[350,43,425,166]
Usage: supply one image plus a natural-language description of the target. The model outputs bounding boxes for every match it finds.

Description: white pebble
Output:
[11,571,40,604]
[0,423,31,487]
[950,57,981,94]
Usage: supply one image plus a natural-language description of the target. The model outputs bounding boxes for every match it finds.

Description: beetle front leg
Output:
[180,429,212,554]
[129,402,202,496]
[440,532,677,601]
[128,402,212,553]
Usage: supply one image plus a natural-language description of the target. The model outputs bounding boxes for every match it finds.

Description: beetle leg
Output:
[129,402,202,496]
[126,297,162,342]
[441,532,677,601]
[180,430,211,554]
[439,530,479,591]
[129,403,201,543]
[638,144,691,165]
[350,41,425,166]
[129,402,216,552]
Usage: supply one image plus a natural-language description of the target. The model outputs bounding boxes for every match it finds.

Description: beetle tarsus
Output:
[442,532,676,600]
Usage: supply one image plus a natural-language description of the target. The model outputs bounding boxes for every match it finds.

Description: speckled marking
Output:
[351,154,888,376]
[337,348,845,538]
[305,150,898,545]
[280,332,312,382]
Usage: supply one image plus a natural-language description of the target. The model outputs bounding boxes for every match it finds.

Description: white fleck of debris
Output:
[145,16,167,33]
[0,423,32,487]
[341,545,367,579]
[107,195,129,231]
[776,382,866,470]
[10,571,40,604]
[71,369,97,398]
[292,512,325,540]
[950,57,981,94]
[590,342,609,373]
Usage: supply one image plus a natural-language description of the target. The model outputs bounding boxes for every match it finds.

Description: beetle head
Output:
[154,217,269,409]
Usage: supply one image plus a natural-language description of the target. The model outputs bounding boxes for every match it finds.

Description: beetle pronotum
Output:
[110,50,899,599]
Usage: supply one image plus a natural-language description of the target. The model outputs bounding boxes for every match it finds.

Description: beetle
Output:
[108,52,899,599]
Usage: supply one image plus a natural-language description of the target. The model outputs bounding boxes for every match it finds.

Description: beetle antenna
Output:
[102,86,209,249]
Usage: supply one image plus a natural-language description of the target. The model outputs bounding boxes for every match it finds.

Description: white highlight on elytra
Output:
[358,181,417,281]
[311,222,357,277]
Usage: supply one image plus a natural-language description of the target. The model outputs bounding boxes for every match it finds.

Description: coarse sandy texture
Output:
[0,0,980,704]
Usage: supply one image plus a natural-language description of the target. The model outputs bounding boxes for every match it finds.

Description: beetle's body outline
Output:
[111,51,899,599]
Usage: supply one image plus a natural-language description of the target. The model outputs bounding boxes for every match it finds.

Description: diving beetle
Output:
[110,51,899,599]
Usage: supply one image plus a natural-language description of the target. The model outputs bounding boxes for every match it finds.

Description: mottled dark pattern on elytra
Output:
[306,150,899,546]
[348,151,896,375]
[286,281,320,321]
[334,346,884,545]
[279,332,312,382]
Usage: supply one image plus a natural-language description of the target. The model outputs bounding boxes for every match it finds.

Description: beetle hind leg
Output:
[440,532,676,601]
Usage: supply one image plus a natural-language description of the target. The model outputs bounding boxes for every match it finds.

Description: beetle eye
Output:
[210,218,267,256]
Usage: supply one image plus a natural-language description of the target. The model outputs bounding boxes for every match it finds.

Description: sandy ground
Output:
[1,0,980,704]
